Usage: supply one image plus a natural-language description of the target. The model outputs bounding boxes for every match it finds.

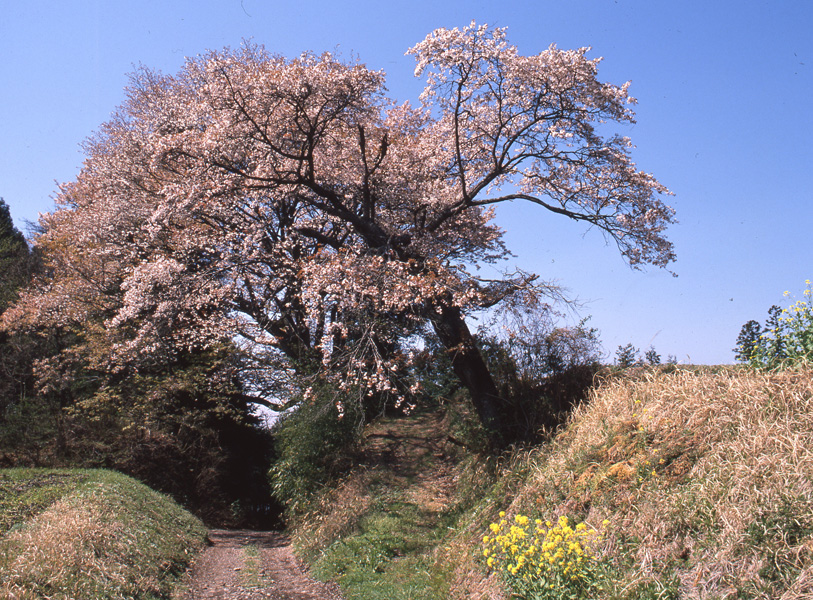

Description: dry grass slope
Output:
[0,470,207,600]
[272,368,813,599]
[450,367,813,599]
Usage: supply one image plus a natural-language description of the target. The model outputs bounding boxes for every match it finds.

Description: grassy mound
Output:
[0,469,207,600]
[291,367,813,599]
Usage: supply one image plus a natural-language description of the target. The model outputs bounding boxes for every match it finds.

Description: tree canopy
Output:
[2,23,675,445]
[0,199,35,419]
[0,199,30,313]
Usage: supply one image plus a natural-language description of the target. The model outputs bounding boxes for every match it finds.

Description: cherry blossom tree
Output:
[3,22,675,445]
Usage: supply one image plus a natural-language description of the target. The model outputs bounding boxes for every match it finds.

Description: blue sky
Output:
[1,0,811,364]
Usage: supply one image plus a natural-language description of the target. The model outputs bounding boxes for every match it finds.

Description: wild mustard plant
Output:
[776,281,813,363]
[747,280,813,368]
[482,512,608,599]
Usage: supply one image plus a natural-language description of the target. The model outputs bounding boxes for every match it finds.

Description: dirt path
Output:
[182,411,455,600]
[181,529,344,600]
[363,410,458,512]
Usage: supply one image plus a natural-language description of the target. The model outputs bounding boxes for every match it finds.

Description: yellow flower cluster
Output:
[774,280,813,364]
[482,512,607,599]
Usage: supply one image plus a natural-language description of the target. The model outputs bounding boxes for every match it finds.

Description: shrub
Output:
[270,384,363,518]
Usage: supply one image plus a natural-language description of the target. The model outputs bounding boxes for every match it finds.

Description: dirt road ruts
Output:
[181,529,344,600]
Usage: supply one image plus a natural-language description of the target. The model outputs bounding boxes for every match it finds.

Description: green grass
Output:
[0,468,207,600]
[289,410,463,600]
[0,469,90,535]
[240,544,273,590]
[310,495,453,599]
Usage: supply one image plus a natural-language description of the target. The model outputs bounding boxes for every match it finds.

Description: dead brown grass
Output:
[0,470,206,600]
[493,367,813,599]
[1,498,140,599]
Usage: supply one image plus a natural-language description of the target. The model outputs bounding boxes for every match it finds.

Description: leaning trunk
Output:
[428,302,507,447]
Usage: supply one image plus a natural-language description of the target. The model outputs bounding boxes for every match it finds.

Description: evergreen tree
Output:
[733,319,762,363]
[615,343,639,368]
[645,346,661,365]
[0,199,30,312]
[0,199,36,440]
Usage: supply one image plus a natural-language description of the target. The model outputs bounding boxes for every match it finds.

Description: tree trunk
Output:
[428,302,507,447]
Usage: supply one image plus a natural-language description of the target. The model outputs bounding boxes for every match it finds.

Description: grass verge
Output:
[290,410,462,600]
[0,468,207,600]
[309,495,454,599]
[0,469,90,536]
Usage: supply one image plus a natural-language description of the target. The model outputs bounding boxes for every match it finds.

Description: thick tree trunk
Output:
[428,302,507,446]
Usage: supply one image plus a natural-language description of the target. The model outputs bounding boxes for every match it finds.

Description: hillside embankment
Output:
[0,469,207,599]
[290,367,813,599]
